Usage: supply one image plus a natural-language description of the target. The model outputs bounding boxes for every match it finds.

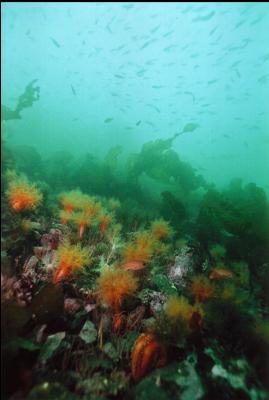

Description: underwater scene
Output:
[1,2,269,399]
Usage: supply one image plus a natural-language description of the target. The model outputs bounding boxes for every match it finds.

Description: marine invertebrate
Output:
[53,242,90,284]
[209,267,234,280]
[99,213,112,234]
[72,211,93,239]
[150,218,173,240]
[164,295,205,331]
[59,210,73,225]
[122,243,151,264]
[83,197,102,219]
[164,295,193,321]
[59,190,85,213]
[122,230,156,264]
[97,267,138,312]
[131,333,167,382]
[6,175,42,212]
[190,275,215,302]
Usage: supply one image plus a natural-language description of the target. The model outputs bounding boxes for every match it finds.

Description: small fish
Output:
[122,4,134,10]
[235,69,241,78]
[104,118,113,123]
[140,39,156,50]
[193,11,215,22]
[223,134,231,139]
[234,19,246,29]
[209,268,235,280]
[258,74,269,84]
[114,74,125,79]
[150,24,160,34]
[262,53,269,62]
[71,85,76,95]
[208,79,218,85]
[209,26,217,36]
[163,30,174,38]
[182,122,199,133]
[106,24,112,34]
[50,37,61,48]
[163,44,178,52]
[137,69,146,77]
[146,104,160,113]
[250,15,263,25]
[136,120,141,126]
[184,91,195,103]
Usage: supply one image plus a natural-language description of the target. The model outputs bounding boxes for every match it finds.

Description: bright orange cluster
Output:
[164,295,205,330]
[6,176,43,212]
[53,241,90,283]
[59,190,86,213]
[164,296,193,321]
[58,191,103,238]
[150,218,173,240]
[190,275,215,302]
[122,230,156,264]
[97,267,138,312]
[99,214,112,234]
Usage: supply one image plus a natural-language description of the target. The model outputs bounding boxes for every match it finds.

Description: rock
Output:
[168,246,195,289]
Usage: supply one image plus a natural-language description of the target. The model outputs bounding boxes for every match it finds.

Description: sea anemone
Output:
[99,213,112,234]
[72,211,93,239]
[59,209,74,225]
[190,275,215,302]
[122,230,156,264]
[164,295,193,321]
[97,267,138,312]
[150,218,173,240]
[6,176,43,212]
[83,197,102,219]
[53,241,90,283]
[59,190,86,213]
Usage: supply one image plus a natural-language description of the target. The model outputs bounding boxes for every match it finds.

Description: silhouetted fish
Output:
[193,11,215,22]
[50,37,61,48]
[71,85,76,95]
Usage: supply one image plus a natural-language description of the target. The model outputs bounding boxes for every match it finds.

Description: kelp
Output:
[1,80,40,122]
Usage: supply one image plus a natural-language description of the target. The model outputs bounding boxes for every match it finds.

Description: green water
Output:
[2,2,269,190]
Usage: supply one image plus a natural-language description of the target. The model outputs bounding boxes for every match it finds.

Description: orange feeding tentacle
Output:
[112,313,125,334]
[53,262,71,284]
[79,223,86,239]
